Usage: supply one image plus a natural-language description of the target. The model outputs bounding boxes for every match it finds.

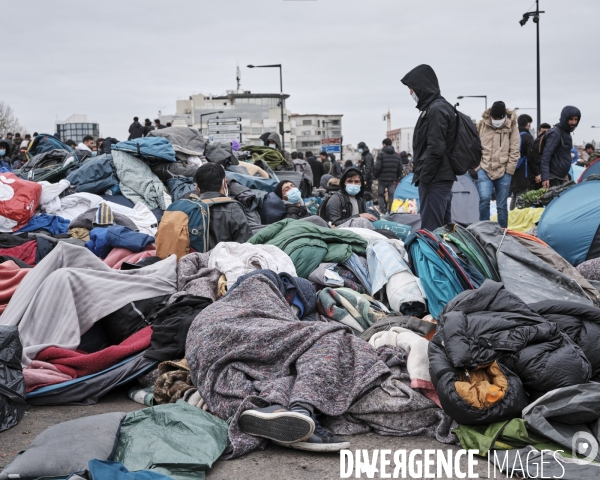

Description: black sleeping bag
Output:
[530,300,600,380]
[429,280,591,425]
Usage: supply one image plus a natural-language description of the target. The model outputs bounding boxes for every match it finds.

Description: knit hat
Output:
[490,101,506,119]
[274,180,293,199]
[94,203,114,226]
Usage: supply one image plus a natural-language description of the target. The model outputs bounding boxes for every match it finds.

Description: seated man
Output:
[325,167,376,226]
[274,180,311,220]
[194,163,252,249]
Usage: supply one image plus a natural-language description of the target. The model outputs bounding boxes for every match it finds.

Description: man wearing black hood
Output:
[357,142,374,194]
[325,167,376,226]
[374,138,403,213]
[540,106,581,188]
[401,65,456,231]
[128,117,144,140]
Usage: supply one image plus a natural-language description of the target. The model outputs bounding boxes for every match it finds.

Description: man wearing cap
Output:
[476,101,520,229]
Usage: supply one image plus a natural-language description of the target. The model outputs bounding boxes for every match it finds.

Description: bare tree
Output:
[0,101,28,138]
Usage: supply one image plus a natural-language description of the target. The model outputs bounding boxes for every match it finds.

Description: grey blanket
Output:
[170,252,221,304]
[149,126,206,156]
[0,242,177,365]
[186,274,390,458]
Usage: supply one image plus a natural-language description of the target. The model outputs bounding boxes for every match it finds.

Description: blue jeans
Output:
[477,169,511,228]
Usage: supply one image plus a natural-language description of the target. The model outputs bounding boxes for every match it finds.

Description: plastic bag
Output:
[0,326,26,432]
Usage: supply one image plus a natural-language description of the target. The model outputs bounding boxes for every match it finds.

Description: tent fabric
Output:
[491,207,544,233]
[148,126,206,156]
[26,352,156,405]
[0,242,177,366]
[88,460,174,480]
[25,133,73,160]
[113,401,229,480]
[66,154,119,194]
[112,137,176,163]
[538,182,600,266]
[580,158,600,182]
[468,221,593,305]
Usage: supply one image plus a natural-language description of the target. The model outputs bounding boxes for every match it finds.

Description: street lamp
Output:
[520,0,545,129]
[199,111,224,134]
[592,126,600,129]
[457,95,488,111]
[247,64,286,151]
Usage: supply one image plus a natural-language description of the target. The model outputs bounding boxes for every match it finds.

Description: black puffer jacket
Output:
[540,106,581,181]
[401,65,456,186]
[374,145,403,183]
[357,142,374,184]
[530,300,600,380]
[429,281,591,425]
[325,167,366,226]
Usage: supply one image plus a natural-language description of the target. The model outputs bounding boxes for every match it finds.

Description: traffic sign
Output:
[209,133,242,143]
[321,137,342,146]
[208,124,241,132]
[208,117,241,123]
[322,145,341,153]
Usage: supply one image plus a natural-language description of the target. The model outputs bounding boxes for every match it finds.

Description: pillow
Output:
[0,412,125,480]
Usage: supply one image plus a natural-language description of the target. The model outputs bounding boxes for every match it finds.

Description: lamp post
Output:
[199,111,224,135]
[520,0,545,129]
[457,95,488,111]
[248,64,286,151]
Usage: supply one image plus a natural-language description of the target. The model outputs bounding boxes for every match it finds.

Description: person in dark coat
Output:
[128,117,144,140]
[320,151,331,175]
[154,119,166,130]
[510,115,535,209]
[527,123,550,191]
[274,180,311,220]
[143,118,155,137]
[194,163,252,249]
[325,167,376,226]
[374,138,404,213]
[306,151,325,188]
[357,142,374,192]
[401,64,456,231]
[541,106,581,188]
[328,153,342,178]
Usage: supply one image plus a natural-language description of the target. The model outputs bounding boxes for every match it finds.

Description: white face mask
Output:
[491,118,505,129]
[411,91,419,104]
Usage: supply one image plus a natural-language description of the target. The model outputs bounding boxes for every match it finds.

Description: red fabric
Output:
[0,173,42,230]
[0,261,30,314]
[35,326,152,378]
[103,246,156,269]
[0,241,37,267]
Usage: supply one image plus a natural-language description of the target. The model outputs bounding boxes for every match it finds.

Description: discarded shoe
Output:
[238,404,315,444]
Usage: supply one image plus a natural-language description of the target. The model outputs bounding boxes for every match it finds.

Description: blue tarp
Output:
[537,181,600,266]
[393,173,420,208]
[26,133,73,160]
[112,137,176,162]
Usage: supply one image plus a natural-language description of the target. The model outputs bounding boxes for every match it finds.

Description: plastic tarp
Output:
[113,400,229,480]
[580,158,600,182]
[537,182,600,266]
[491,207,544,233]
[0,326,26,432]
[468,221,592,305]
[113,137,176,163]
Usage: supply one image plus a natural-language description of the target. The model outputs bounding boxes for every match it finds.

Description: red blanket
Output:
[35,326,152,378]
[0,241,37,266]
[0,261,30,314]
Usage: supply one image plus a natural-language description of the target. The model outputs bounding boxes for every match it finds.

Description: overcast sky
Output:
[2,0,599,147]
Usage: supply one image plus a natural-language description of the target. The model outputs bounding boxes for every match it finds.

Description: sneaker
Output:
[238,405,315,444]
[275,420,351,452]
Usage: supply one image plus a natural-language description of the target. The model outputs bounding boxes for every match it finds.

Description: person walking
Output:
[510,114,535,209]
[400,64,456,231]
[540,106,581,188]
[357,142,374,194]
[374,138,403,213]
[128,117,144,140]
[476,101,519,228]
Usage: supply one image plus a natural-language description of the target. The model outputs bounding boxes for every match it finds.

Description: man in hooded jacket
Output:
[357,142,374,193]
[401,65,456,231]
[374,138,404,213]
[540,106,581,188]
[325,167,376,226]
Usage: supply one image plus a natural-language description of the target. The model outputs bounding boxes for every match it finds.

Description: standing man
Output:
[306,151,325,189]
[510,114,535,209]
[357,142,374,194]
[143,118,155,137]
[128,117,144,140]
[475,101,519,228]
[154,119,166,130]
[374,138,403,213]
[401,64,456,231]
[320,151,331,175]
[541,106,581,188]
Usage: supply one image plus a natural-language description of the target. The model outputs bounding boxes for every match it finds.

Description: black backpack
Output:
[317,191,348,221]
[449,104,482,175]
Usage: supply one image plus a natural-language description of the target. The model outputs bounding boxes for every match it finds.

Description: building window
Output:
[302,120,312,126]
[332,131,341,136]
[332,120,340,126]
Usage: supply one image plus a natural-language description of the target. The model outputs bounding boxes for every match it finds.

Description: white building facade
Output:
[290,114,343,157]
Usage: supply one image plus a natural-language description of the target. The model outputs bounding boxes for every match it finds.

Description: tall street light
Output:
[248,64,286,151]
[200,111,223,134]
[520,0,545,130]
[457,95,488,111]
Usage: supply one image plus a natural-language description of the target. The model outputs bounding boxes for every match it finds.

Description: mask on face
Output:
[491,118,505,129]
[407,156,412,162]
[268,144,277,149]
[358,148,364,154]
[345,184,361,196]
[91,151,98,157]
[286,187,302,204]
[411,91,419,104]
[571,152,575,159]
[0,150,5,157]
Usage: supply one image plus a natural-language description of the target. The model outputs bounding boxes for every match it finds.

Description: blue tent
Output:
[394,173,420,208]
[26,133,73,161]
[537,181,600,266]
[112,137,176,162]
[579,158,600,183]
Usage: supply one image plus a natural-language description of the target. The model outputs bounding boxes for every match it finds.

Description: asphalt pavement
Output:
[0,387,507,479]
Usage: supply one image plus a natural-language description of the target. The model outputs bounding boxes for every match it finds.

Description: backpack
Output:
[158,194,235,256]
[449,104,483,175]
[317,191,347,222]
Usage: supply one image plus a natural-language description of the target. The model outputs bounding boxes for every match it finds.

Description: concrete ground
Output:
[0,387,507,479]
